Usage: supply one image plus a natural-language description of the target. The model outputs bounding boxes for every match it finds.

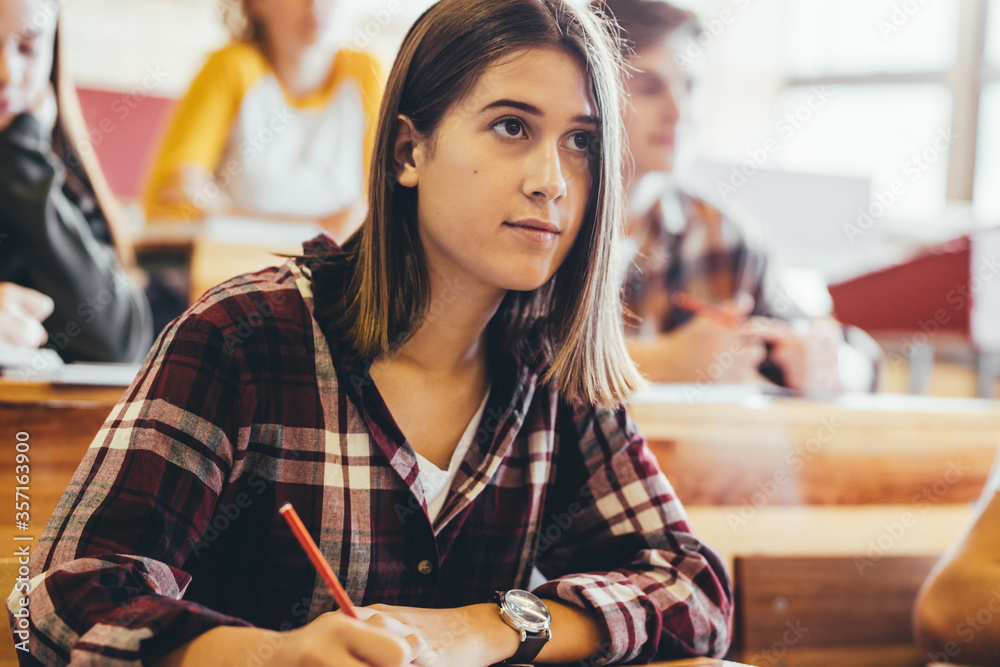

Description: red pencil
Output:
[671,291,742,328]
[279,502,359,619]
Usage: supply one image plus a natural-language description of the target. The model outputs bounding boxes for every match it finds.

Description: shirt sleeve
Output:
[6,306,255,665]
[142,44,263,221]
[532,401,733,664]
[0,113,153,363]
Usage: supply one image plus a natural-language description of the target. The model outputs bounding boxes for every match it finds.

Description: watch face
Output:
[504,589,552,633]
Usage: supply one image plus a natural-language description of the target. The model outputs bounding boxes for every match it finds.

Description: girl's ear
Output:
[393,115,422,188]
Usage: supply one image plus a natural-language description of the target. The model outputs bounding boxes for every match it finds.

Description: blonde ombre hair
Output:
[314,0,643,407]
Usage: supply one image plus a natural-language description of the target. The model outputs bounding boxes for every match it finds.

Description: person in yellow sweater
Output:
[143,0,384,241]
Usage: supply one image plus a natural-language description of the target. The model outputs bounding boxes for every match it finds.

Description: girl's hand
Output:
[154,611,419,667]
[262,612,417,667]
[629,295,766,384]
[758,317,844,393]
[0,282,54,348]
[363,603,520,667]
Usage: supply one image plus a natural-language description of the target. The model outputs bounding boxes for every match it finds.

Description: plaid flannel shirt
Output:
[622,189,883,389]
[8,235,732,666]
[622,190,776,336]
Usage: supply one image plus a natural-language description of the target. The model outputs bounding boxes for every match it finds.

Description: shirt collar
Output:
[301,234,547,524]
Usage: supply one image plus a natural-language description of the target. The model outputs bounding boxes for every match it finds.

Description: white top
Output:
[221,76,366,217]
[414,393,489,524]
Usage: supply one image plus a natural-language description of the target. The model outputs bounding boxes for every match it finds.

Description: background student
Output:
[10,1,732,665]
[0,0,152,363]
[914,453,1000,665]
[142,0,384,241]
[599,0,882,393]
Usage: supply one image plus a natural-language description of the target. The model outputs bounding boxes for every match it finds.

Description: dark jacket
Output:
[0,113,152,363]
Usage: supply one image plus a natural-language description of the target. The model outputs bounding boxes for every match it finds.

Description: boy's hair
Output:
[314,0,644,407]
[596,0,702,56]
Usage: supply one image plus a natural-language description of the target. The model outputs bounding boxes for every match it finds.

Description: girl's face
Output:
[248,0,344,51]
[623,33,696,178]
[0,0,56,129]
[397,46,597,297]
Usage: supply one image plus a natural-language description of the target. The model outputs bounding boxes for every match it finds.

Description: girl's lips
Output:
[503,221,560,246]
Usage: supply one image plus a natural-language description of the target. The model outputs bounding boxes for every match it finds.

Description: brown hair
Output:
[50,23,134,268]
[595,0,701,55]
[314,0,644,407]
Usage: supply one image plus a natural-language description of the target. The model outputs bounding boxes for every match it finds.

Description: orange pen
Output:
[279,502,359,618]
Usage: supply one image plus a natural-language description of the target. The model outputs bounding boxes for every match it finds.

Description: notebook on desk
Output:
[0,348,140,387]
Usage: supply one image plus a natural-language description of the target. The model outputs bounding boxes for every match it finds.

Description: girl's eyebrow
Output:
[480,99,599,126]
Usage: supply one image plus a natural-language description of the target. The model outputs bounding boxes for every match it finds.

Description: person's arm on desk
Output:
[627,296,766,384]
[0,112,153,363]
[915,474,1000,665]
[531,403,733,663]
[153,614,416,667]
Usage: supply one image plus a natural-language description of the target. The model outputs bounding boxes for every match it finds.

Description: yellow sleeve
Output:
[142,44,266,221]
[334,49,386,196]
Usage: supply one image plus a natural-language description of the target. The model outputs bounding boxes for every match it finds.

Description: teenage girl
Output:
[13,2,732,665]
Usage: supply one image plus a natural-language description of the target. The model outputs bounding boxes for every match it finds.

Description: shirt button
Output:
[417,559,434,575]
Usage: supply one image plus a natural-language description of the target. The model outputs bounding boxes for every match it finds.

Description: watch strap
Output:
[507,627,550,664]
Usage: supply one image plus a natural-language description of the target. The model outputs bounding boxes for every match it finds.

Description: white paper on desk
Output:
[204,216,324,246]
[5,361,141,387]
[56,363,141,387]
[630,383,784,406]
[0,344,64,370]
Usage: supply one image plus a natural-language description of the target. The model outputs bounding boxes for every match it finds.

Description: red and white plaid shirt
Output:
[9,235,732,666]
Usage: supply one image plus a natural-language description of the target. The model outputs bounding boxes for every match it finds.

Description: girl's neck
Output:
[263,38,337,99]
[387,269,504,380]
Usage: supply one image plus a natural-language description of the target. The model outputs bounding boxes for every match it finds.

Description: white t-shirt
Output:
[414,394,489,525]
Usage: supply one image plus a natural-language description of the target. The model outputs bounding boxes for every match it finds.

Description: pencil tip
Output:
[279,502,292,513]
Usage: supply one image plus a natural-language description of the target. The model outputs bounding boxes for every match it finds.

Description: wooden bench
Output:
[731,554,938,666]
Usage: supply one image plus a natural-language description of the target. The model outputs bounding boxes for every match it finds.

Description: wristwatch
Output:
[493,589,552,665]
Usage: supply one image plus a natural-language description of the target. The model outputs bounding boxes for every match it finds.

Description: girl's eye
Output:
[565,132,595,154]
[493,118,525,139]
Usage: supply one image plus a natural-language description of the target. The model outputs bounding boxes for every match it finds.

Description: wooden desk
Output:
[653,661,750,666]
[631,389,1000,506]
[1,380,124,665]
[137,218,318,304]
[0,379,121,545]
[629,388,996,667]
